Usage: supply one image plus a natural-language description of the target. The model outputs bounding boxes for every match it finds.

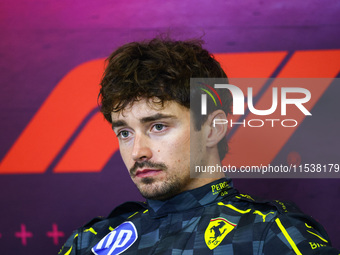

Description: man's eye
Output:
[119,130,130,138]
[153,124,165,131]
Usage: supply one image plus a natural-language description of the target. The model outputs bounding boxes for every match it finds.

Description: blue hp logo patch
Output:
[92,221,138,255]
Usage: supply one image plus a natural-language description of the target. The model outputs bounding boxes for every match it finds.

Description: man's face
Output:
[111,99,205,200]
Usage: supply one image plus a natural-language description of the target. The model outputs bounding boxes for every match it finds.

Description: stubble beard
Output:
[135,174,185,200]
[129,161,190,200]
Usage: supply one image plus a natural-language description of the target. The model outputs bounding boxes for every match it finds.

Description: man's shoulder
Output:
[219,192,303,214]
[84,201,147,229]
[211,192,337,252]
[58,201,147,255]
[216,192,324,230]
[218,192,333,245]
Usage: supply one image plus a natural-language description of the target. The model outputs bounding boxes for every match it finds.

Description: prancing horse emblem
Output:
[204,218,236,250]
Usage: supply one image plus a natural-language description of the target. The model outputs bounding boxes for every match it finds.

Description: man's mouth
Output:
[135,169,163,178]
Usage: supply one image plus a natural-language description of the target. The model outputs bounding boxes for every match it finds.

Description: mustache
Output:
[129,161,167,176]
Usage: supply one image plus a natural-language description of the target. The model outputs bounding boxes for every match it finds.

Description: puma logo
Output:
[253,210,274,222]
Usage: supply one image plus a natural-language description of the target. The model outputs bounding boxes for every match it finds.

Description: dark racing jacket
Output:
[59,178,339,254]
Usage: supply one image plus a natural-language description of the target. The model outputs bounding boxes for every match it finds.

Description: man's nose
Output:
[132,133,152,161]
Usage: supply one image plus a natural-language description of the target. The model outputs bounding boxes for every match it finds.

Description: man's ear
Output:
[204,110,228,148]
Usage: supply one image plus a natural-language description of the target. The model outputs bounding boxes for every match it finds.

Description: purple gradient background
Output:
[0,0,340,254]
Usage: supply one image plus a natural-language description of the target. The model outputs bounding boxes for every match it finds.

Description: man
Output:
[59,38,339,254]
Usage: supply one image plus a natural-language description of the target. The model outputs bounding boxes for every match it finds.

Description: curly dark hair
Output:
[99,38,232,160]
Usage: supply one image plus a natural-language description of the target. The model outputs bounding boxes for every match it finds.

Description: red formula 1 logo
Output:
[0,50,339,174]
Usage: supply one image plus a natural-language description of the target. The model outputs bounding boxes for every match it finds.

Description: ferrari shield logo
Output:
[204,217,236,250]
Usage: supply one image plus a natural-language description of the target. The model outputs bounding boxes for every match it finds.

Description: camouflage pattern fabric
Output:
[59,178,339,254]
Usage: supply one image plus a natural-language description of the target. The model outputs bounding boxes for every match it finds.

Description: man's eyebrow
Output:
[140,113,176,123]
[111,120,127,129]
[111,113,176,129]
